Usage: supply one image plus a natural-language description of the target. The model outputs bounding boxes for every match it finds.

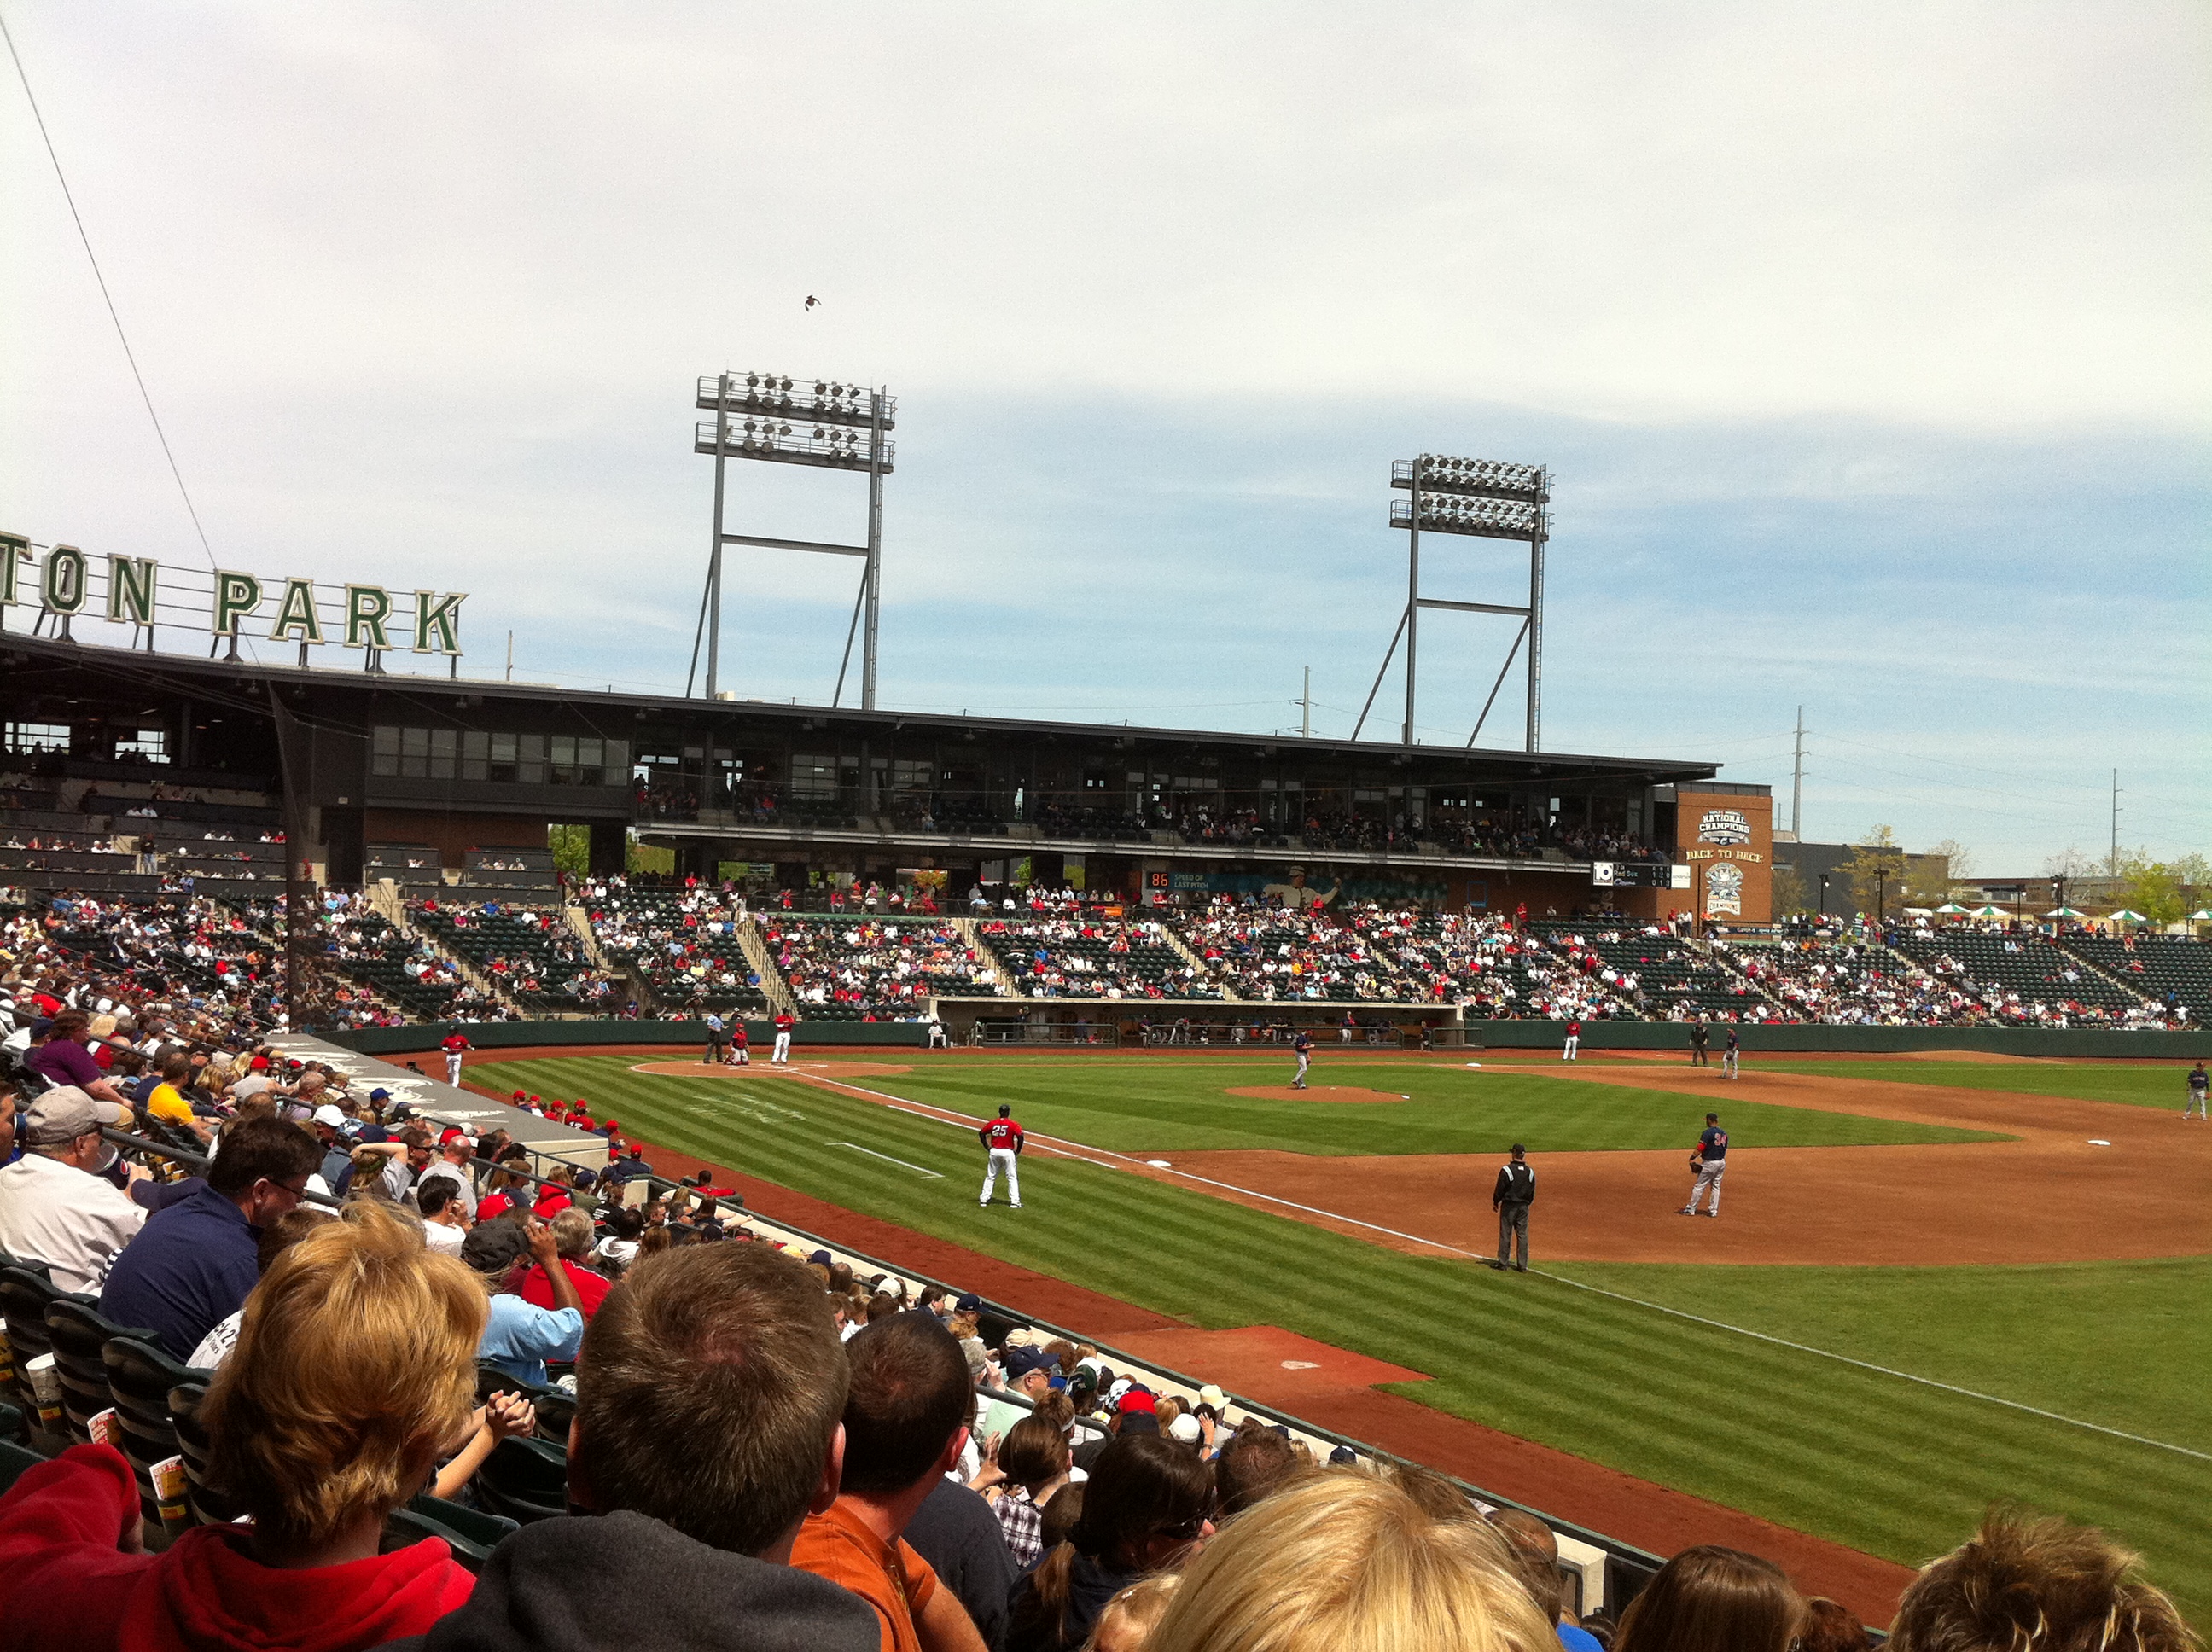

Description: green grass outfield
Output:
[1755,1060,2204,1112]
[627,1057,2002,1157]
[477,1054,2209,1622]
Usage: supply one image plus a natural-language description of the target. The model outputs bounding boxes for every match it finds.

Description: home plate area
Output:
[1098,1325,1428,1407]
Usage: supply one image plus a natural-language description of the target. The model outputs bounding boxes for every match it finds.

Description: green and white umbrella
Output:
[1969,905,2009,918]
[2044,906,2086,919]
[2190,909,2212,922]
[1935,903,1971,915]
[2104,909,2148,923]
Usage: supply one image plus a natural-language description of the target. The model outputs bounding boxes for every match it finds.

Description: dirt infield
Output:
[1223,1085,1405,1104]
[1151,1066,2212,1265]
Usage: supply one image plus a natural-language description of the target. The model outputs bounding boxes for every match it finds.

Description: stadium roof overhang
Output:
[0,633,1720,792]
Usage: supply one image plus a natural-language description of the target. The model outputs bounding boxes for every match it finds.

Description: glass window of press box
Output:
[372,726,628,786]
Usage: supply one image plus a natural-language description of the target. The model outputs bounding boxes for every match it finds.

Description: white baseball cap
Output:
[311,1103,346,1127]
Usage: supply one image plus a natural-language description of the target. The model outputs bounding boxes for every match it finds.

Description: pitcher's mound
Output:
[1226,1085,1404,1104]
[627,1059,913,1079]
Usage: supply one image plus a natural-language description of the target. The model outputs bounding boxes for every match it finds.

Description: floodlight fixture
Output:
[691,369,891,708]
[1354,452,1550,753]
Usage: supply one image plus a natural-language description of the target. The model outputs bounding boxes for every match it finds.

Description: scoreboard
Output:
[1592,861,1691,889]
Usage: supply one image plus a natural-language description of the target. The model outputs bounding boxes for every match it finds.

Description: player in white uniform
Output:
[979,1104,1024,1209]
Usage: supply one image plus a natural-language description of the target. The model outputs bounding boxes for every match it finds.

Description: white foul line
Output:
[829,1141,943,1178]
[789,1071,2211,1464]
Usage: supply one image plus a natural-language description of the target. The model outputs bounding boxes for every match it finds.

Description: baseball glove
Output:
[1688,1156,1704,1173]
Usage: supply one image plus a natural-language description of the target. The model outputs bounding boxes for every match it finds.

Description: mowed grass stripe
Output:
[482,1056,2210,1620]
[1761,1061,2198,1111]
[858,1061,2001,1156]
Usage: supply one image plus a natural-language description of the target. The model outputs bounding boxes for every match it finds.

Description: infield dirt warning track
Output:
[1146,1065,2212,1266]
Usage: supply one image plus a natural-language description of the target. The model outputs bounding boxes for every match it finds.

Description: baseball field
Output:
[466,1046,2212,1626]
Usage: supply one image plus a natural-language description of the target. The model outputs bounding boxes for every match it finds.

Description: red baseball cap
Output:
[440,1126,468,1145]
[1116,1390,1156,1416]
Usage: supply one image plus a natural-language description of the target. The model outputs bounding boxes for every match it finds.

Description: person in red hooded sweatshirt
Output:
[0,1201,480,1650]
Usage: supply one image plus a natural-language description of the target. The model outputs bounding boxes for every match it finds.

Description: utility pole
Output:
[2110,769,2122,878]
[1300,666,1312,738]
[1790,707,1805,837]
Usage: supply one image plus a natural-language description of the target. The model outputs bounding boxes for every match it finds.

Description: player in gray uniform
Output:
[2186,1061,2209,1120]
[1679,1113,1727,1216]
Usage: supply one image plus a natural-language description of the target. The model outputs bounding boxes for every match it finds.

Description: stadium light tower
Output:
[1353,455,1550,752]
[690,371,895,707]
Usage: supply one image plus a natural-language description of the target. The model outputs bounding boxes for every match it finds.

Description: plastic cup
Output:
[152,1454,191,1532]
[25,1353,62,1430]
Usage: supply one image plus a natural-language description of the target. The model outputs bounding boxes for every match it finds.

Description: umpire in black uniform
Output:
[1490,1143,1535,1271]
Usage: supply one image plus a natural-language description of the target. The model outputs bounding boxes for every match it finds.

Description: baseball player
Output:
[1722,1027,1740,1080]
[726,1019,750,1067]
[978,1103,1024,1208]
[439,1027,472,1087]
[702,1012,726,1066]
[1562,1017,1581,1062]
[771,1009,796,1065]
[1679,1112,1727,1216]
[1292,1028,1313,1091]
[2186,1061,2209,1120]
[1688,1021,1709,1067]
[1489,1143,1535,1271]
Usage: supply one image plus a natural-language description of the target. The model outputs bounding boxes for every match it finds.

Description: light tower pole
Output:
[689,370,895,707]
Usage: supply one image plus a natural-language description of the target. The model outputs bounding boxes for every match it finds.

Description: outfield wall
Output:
[320,1015,2211,1060]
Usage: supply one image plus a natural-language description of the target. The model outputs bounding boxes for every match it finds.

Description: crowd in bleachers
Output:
[410,900,620,1015]
[761,914,998,1019]
[575,877,771,1015]
[1177,899,1419,1002]
[0,1001,2194,1650]
[975,910,1221,1001]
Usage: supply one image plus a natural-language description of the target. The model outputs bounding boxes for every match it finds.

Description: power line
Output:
[1,11,229,596]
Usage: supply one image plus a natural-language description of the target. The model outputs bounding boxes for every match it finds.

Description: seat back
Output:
[44,1300,157,1446]
[384,1504,500,1573]
[0,1399,25,1444]
[103,1335,192,1525]
[472,1434,568,1524]
[532,1386,576,1444]
[0,1270,84,1440]
[408,1492,518,1558]
[165,1381,238,1525]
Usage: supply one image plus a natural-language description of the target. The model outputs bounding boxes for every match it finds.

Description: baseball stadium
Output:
[1,582,2206,1639]
[0,15,2203,1643]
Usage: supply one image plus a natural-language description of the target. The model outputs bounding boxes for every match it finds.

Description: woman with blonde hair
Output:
[1144,1470,1554,1652]
[1611,1545,1805,1652]
[0,1201,484,1649]
[1085,1573,1181,1652]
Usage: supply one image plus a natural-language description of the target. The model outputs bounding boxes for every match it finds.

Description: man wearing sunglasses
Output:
[99,1114,323,1360]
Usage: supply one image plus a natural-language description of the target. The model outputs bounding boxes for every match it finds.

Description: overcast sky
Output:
[3,3,2206,870]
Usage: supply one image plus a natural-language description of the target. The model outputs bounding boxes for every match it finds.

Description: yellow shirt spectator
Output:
[146,1082,196,1127]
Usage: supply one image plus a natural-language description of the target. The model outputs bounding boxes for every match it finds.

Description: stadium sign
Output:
[1696,808,1751,846]
[1,534,467,655]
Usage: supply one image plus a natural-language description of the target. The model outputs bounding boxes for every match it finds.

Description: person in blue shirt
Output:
[1679,1113,1729,1217]
[98,1115,323,1359]
[464,1216,585,1386]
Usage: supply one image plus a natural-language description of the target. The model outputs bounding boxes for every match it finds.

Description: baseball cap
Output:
[808,1249,833,1267]
[1117,1389,1156,1416]
[311,1103,346,1128]
[461,1220,531,1277]
[1168,1414,1202,1443]
[440,1126,468,1145]
[368,1087,390,1102]
[1510,1143,1526,1156]
[1004,1347,1053,1381]
[1328,1446,1359,1466]
[954,1293,981,1313]
[21,1087,126,1146]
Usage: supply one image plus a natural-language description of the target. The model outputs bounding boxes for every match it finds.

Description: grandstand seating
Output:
[974,913,1220,1000]
[1173,904,1423,1002]
[410,900,618,1013]
[581,882,771,1015]
[2058,935,2210,1021]
[1888,929,2152,1024]
[1526,920,1761,1021]
[761,913,994,1018]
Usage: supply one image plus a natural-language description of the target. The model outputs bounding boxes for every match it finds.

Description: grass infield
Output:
[477,1053,2209,1623]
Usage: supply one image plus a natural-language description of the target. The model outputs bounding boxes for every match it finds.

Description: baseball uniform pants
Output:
[1563,1034,1579,1061]
[1723,1049,1738,1078]
[1496,1203,1529,1269]
[1687,1160,1726,1213]
[2186,1091,2207,1120]
[773,1032,791,1063]
[981,1149,1022,1207]
[445,1053,463,1085]
[1294,1052,1310,1088]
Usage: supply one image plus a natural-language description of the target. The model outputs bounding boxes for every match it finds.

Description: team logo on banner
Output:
[1704,861,1744,916]
[1697,808,1751,846]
